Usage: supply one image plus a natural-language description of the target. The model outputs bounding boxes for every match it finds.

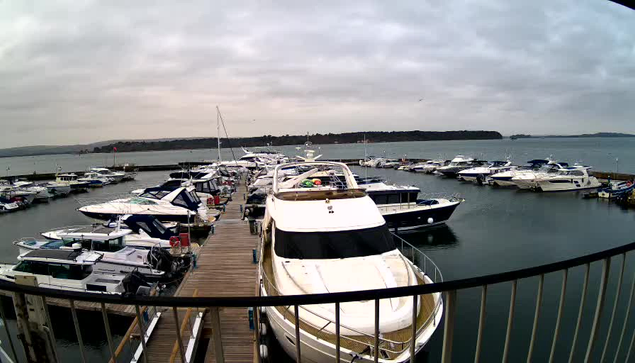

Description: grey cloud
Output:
[0,0,634,147]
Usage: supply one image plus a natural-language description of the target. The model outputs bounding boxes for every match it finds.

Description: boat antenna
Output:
[363,134,368,179]
[216,106,237,163]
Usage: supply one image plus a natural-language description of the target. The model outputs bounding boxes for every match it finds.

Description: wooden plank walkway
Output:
[143,183,259,362]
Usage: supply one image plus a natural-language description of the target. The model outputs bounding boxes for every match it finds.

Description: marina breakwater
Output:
[5,159,635,182]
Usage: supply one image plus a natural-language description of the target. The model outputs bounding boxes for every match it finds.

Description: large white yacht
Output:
[436,155,482,178]
[259,162,443,362]
[90,167,126,183]
[55,173,91,192]
[489,159,550,187]
[534,167,601,192]
[78,186,215,224]
[511,161,570,190]
[411,160,447,174]
[458,160,514,183]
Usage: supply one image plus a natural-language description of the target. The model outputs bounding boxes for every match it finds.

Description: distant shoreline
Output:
[0,130,502,158]
[510,132,635,139]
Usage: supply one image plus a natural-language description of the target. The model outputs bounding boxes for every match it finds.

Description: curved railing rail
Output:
[1,240,635,363]
[1,240,633,308]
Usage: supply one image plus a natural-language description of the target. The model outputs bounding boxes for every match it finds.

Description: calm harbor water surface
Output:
[3,137,635,175]
[1,139,635,361]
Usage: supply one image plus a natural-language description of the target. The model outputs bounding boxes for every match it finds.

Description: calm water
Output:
[2,137,635,176]
[1,139,635,361]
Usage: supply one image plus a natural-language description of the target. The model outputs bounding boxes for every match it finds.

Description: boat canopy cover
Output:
[24,249,83,261]
[274,225,396,259]
[169,171,211,180]
[123,215,176,240]
[490,161,508,166]
[527,159,549,165]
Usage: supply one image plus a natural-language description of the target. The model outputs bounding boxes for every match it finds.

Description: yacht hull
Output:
[536,178,602,192]
[262,290,442,363]
[380,201,460,232]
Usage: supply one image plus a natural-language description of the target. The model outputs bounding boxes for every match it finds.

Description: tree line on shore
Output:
[92,130,503,153]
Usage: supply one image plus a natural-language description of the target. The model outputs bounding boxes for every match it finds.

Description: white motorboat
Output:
[534,167,602,192]
[436,156,483,178]
[489,159,550,187]
[78,171,113,187]
[78,186,216,224]
[56,173,91,192]
[360,179,461,231]
[259,161,443,362]
[11,180,52,202]
[598,180,635,199]
[411,160,447,174]
[458,160,514,183]
[0,182,37,206]
[44,181,72,197]
[132,178,222,205]
[14,227,188,281]
[511,161,570,190]
[90,167,126,183]
[0,198,20,213]
[0,249,148,294]
[41,214,179,247]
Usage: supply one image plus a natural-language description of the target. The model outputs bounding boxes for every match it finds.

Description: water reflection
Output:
[395,224,459,249]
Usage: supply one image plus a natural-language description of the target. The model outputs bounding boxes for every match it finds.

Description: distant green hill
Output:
[91,130,503,153]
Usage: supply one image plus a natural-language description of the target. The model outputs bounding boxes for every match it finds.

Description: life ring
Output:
[169,236,180,247]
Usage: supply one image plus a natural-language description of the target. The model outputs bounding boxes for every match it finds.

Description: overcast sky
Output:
[0,1,633,147]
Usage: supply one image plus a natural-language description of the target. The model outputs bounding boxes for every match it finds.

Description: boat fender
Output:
[259,345,269,360]
[427,218,434,224]
[260,323,267,335]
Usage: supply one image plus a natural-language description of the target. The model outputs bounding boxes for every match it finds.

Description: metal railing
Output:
[0,241,634,362]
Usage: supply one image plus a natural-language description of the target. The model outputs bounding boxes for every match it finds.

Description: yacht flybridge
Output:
[259,162,443,362]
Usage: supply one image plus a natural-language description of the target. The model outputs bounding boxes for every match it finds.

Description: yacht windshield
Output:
[274,225,396,259]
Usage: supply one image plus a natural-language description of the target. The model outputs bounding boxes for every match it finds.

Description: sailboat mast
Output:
[216,106,221,162]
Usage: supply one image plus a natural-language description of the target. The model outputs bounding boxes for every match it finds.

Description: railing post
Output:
[601,253,626,362]
[294,305,301,363]
[474,285,487,363]
[101,303,117,363]
[549,269,568,363]
[502,280,518,363]
[527,274,544,363]
[69,300,87,363]
[410,294,418,362]
[584,258,611,362]
[374,298,380,363]
[0,297,18,362]
[209,307,225,363]
[335,302,340,363]
[614,268,635,363]
[172,307,187,363]
[569,264,590,363]
[134,305,148,363]
[253,306,261,363]
[441,290,457,363]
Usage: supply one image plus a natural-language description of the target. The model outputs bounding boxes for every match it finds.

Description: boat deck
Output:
[142,184,259,362]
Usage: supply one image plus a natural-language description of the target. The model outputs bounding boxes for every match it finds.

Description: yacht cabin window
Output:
[274,225,396,259]
[14,261,92,280]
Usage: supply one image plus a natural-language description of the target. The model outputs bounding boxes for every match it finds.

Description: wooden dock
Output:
[142,183,259,362]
